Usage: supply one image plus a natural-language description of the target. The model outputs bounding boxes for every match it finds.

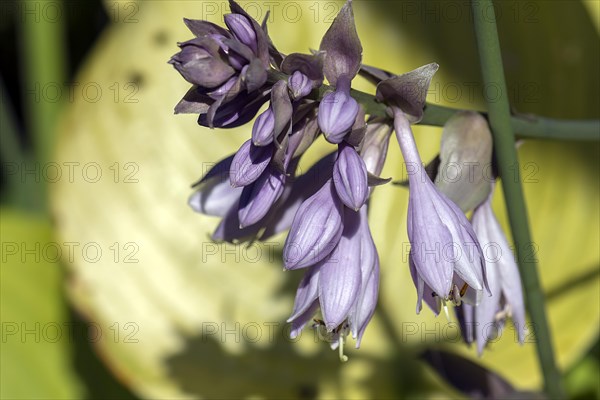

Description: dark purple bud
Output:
[228,0,270,66]
[283,180,344,270]
[319,0,362,86]
[224,13,258,54]
[183,18,231,38]
[288,71,313,100]
[219,37,255,68]
[318,76,359,143]
[243,58,268,92]
[199,90,269,128]
[170,37,235,89]
[207,76,241,101]
[271,80,293,139]
[174,85,214,115]
[238,167,285,228]
[376,63,439,123]
[252,108,275,146]
[229,139,273,187]
[333,143,368,211]
[281,53,325,86]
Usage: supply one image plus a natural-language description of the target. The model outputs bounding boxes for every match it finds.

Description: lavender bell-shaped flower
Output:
[378,63,488,307]
[237,166,286,228]
[287,206,379,361]
[283,179,344,270]
[229,139,272,187]
[469,185,526,354]
[317,1,362,143]
[189,155,242,217]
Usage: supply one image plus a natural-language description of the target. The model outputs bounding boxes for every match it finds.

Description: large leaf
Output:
[0,209,82,399]
[51,0,598,398]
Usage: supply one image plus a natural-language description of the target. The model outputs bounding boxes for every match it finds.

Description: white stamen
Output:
[338,335,348,362]
[442,300,451,322]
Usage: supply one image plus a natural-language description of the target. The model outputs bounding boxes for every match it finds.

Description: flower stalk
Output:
[266,70,600,141]
[471,0,564,397]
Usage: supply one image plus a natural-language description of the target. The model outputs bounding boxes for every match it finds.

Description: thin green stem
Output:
[19,0,67,211]
[269,70,599,141]
[0,76,43,211]
[471,0,564,398]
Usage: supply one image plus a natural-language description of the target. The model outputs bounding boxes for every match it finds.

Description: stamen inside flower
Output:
[338,335,348,362]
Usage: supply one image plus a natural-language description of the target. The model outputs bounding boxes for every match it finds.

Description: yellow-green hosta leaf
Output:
[51,0,598,398]
[0,209,83,399]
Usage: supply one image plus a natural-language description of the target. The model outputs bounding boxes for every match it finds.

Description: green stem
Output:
[269,70,599,141]
[19,0,67,211]
[471,1,564,398]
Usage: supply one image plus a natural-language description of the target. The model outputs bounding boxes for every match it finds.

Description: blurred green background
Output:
[1,1,599,399]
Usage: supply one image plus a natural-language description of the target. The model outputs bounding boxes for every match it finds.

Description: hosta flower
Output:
[395,108,488,308]
[177,0,389,358]
[435,111,494,212]
[375,62,489,309]
[457,184,526,354]
[287,206,379,361]
[317,0,363,143]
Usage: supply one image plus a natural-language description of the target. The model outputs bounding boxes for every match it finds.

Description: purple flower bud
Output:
[183,18,231,38]
[224,13,258,54]
[376,63,439,123]
[229,139,273,187]
[283,180,344,270]
[169,37,236,89]
[333,142,368,211]
[288,71,313,100]
[188,155,242,217]
[252,108,275,146]
[260,152,336,241]
[238,167,285,228]
[319,0,362,86]
[199,90,269,128]
[318,76,359,143]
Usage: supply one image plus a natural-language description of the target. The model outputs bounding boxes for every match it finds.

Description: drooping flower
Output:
[375,63,488,309]
[287,206,379,361]
[457,184,526,354]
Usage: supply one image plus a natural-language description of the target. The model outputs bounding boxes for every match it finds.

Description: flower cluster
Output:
[172,0,526,359]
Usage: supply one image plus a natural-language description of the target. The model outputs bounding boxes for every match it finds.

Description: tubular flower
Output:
[456,183,526,355]
[394,109,489,311]
[174,0,459,360]
[287,206,379,361]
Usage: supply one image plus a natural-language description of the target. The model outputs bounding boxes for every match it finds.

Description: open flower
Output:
[287,206,379,361]
[458,184,526,354]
